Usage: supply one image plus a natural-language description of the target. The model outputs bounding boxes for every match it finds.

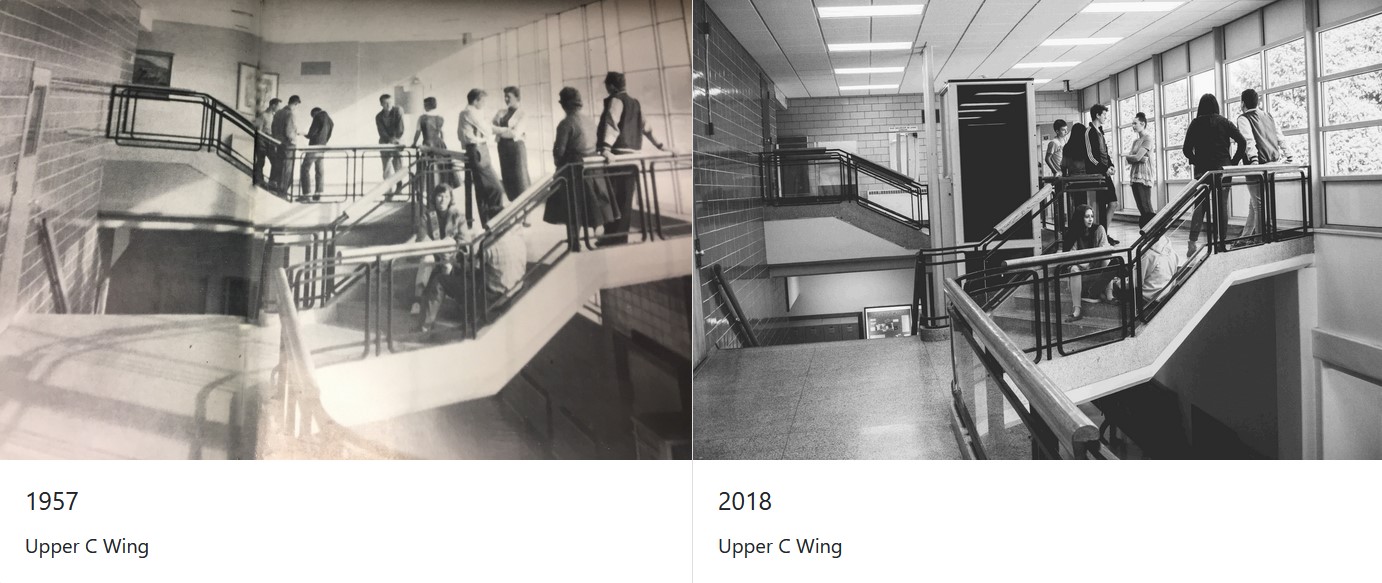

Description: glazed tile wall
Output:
[602,276,692,359]
[0,0,141,316]
[693,1,783,350]
[776,94,929,184]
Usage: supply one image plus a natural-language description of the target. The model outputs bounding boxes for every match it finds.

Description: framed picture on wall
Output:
[236,62,259,114]
[132,50,174,87]
[257,72,279,112]
[863,305,913,340]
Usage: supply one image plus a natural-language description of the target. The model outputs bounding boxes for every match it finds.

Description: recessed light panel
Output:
[1082,2,1182,13]
[828,42,913,52]
[835,67,906,75]
[1012,62,1080,69]
[819,5,924,18]
[839,84,900,91]
[1041,37,1122,46]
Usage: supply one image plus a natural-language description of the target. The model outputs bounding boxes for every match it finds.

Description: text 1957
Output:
[27,492,78,511]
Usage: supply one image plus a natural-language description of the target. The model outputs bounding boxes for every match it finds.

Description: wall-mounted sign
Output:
[887,125,919,132]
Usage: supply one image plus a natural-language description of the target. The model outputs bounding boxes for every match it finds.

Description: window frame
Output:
[1223,35,1309,163]
[1316,10,1382,179]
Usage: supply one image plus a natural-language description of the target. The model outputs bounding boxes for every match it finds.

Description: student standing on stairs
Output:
[1235,89,1293,244]
[376,94,406,199]
[300,107,334,202]
[1085,104,1121,245]
[596,71,666,245]
[459,88,507,226]
[254,98,281,189]
[271,95,302,197]
[1124,112,1157,228]
[493,86,531,202]
[1183,93,1248,258]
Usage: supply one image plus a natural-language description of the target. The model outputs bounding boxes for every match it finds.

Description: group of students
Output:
[1043,89,1294,322]
[252,95,336,200]
[408,71,668,335]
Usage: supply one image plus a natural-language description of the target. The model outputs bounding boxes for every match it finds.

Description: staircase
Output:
[270,153,692,428]
[946,164,1315,459]
[760,148,930,248]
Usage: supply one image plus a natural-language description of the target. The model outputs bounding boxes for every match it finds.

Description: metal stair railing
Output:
[283,151,688,357]
[949,163,1311,362]
[759,148,929,229]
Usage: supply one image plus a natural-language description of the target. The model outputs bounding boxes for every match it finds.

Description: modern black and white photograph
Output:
[691,0,1382,460]
[0,0,693,460]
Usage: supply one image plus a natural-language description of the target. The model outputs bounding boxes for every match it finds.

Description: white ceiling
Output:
[135,0,593,43]
[704,0,1275,97]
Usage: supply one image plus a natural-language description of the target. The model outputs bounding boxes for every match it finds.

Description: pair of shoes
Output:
[1066,310,1084,322]
[1109,237,1121,246]
[312,194,321,202]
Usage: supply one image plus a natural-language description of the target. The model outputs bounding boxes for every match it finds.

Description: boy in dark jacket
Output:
[1182,94,1247,257]
[300,107,334,201]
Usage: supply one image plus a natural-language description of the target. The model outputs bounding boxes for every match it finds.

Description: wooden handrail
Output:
[1000,243,1130,269]
[944,277,1099,456]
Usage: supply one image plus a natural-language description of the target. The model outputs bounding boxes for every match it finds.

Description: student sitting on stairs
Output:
[1062,204,1119,322]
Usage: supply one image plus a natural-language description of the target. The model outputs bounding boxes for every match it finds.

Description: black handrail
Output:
[106,84,453,204]
[759,148,929,230]
[284,152,688,356]
[953,164,1311,360]
[911,175,1110,332]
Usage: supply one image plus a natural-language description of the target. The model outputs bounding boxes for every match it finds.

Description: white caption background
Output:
[1,461,692,582]
[694,461,1382,582]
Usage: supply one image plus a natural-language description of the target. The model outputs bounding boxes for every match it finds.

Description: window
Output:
[1319,13,1382,76]
[1228,55,1262,97]
[1163,78,1188,112]
[1319,12,1382,176]
[1161,75,1194,181]
[1266,39,1305,86]
[1189,70,1216,104]
[1116,91,1155,183]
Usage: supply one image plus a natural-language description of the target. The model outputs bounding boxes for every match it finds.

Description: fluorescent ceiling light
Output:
[962,102,1009,106]
[835,67,906,75]
[839,84,900,91]
[977,91,1024,96]
[1082,2,1182,13]
[819,5,924,18]
[1041,37,1122,46]
[828,42,913,52]
[1033,79,1052,84]
[958,116,982,120]
[959,108,996,113]
[1013,61,1080,69]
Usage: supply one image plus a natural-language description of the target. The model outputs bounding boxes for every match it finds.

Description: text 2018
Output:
[719,491,771,511]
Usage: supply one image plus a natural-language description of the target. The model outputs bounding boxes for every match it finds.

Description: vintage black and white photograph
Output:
[0,0,693,460]
[691,0,1382,460]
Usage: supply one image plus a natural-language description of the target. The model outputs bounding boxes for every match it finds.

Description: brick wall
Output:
[0,0,141,316]
[1035,90,1082,140]
[693,1,783,349]
[776,94,928,183]
[601,276,692,359]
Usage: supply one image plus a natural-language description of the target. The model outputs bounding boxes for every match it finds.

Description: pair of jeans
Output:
[1131,182,1155,228]
[380,148,402,195]
[299,151,324,197]
[464,144,505,224]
